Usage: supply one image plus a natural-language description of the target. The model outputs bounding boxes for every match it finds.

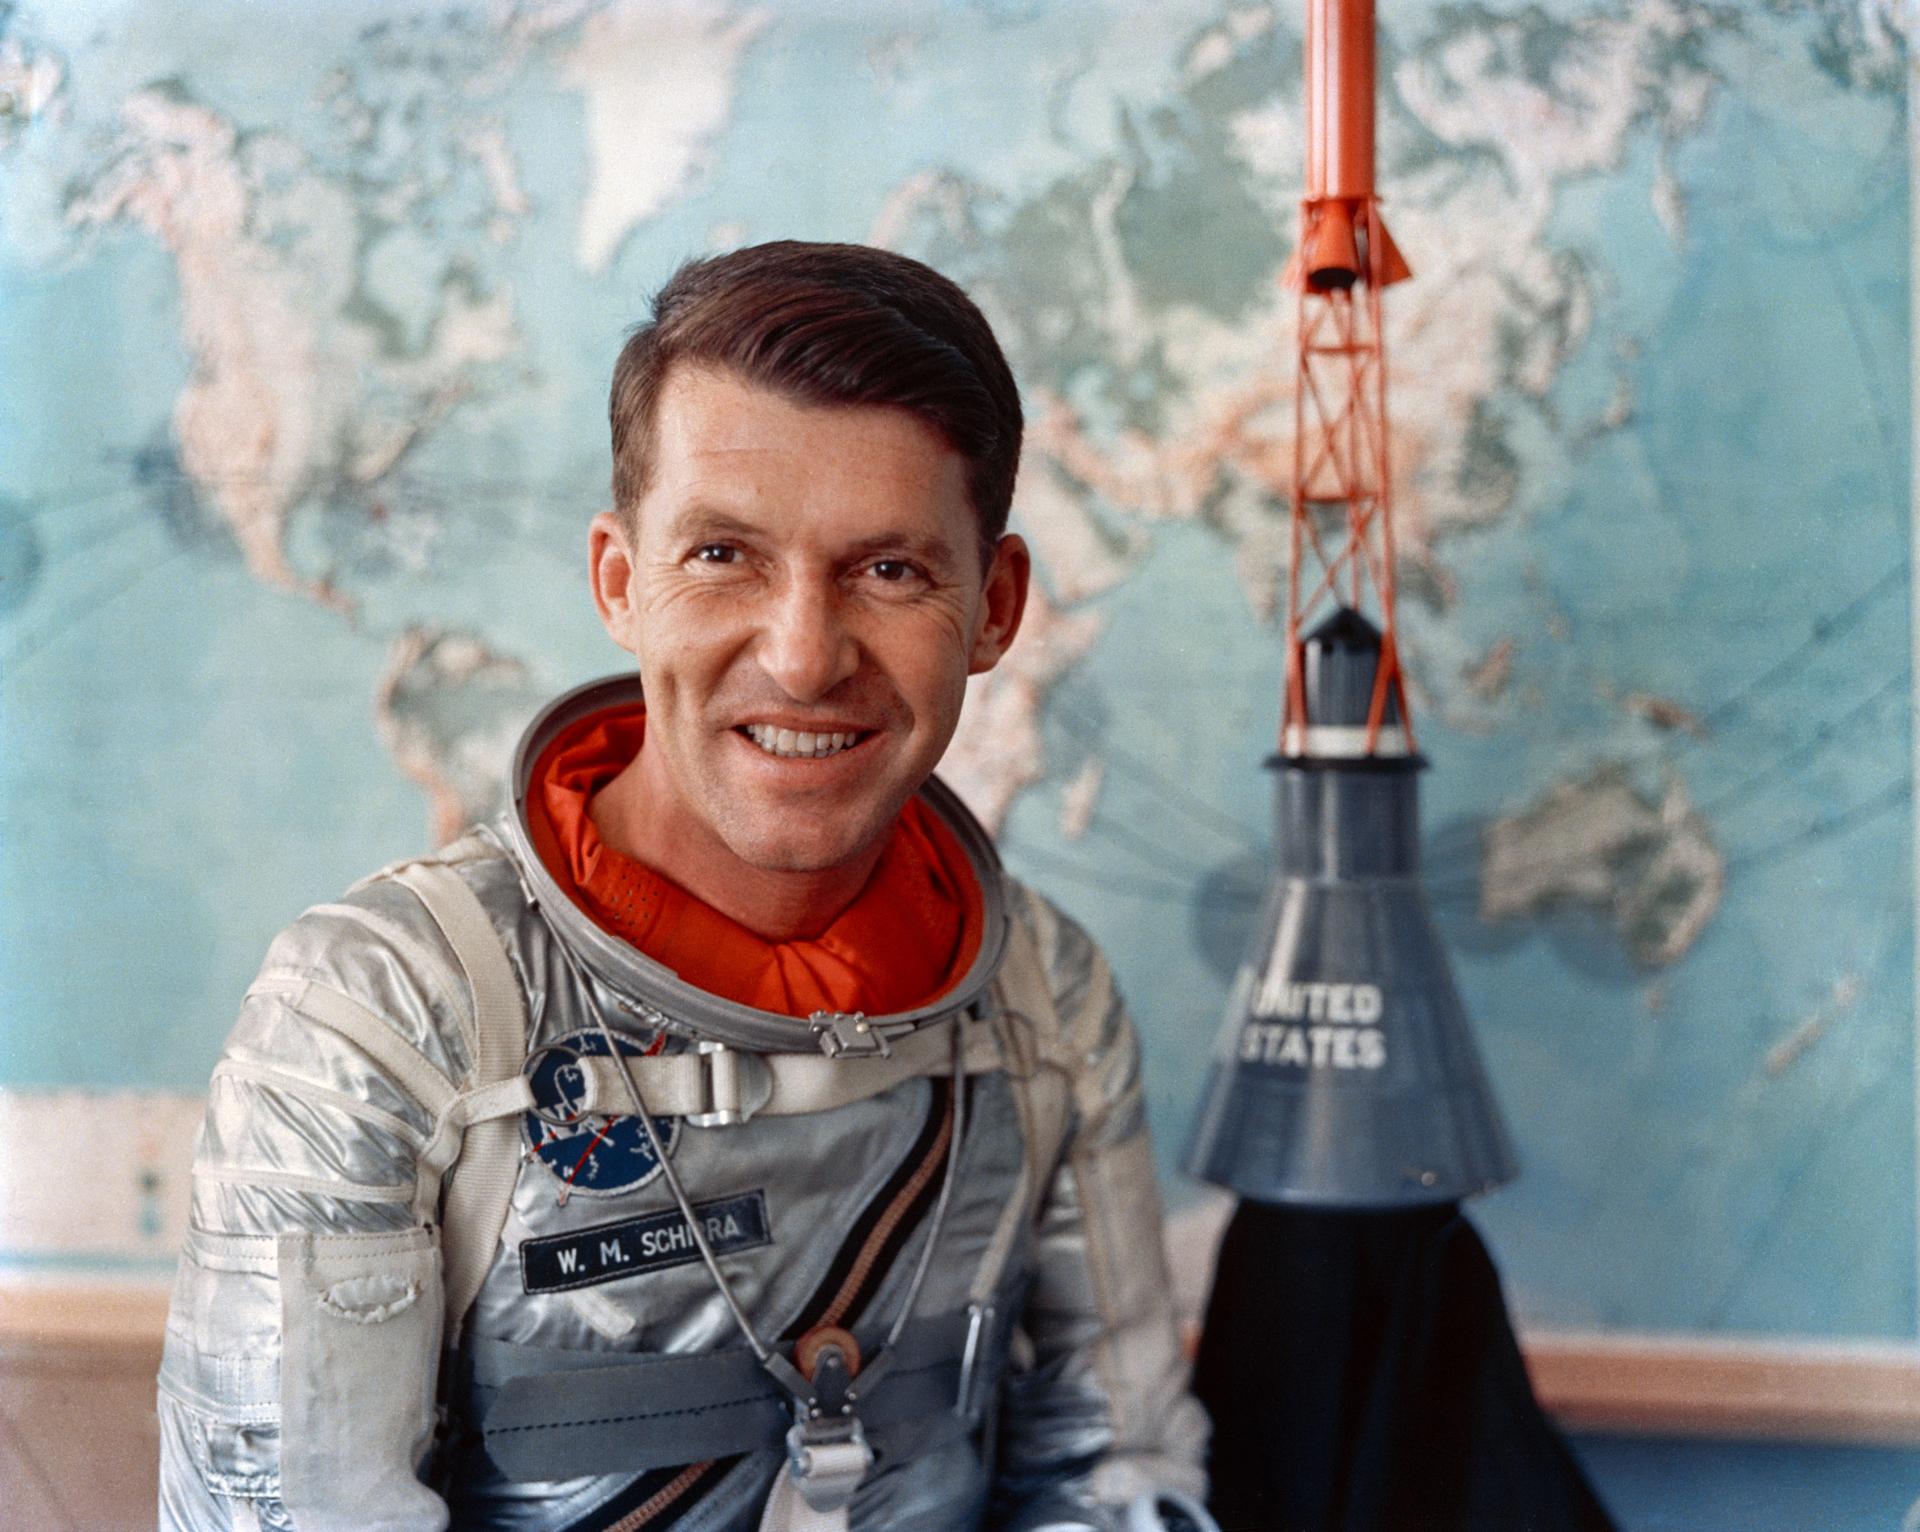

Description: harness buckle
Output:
[810,1011,890,1058]
[784,1413,873,1512]
[782,1328,871,1511]
[685,1041,747,1127]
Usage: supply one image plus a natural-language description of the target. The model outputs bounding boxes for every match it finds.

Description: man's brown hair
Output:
[609,241,1023,556]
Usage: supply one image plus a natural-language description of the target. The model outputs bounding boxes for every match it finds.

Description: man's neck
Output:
[587,753,884,942]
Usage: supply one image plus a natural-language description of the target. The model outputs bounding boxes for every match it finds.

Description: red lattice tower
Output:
[1280,0,1416,758]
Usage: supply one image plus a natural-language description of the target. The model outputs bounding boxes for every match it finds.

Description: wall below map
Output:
[0,1090,198,1279]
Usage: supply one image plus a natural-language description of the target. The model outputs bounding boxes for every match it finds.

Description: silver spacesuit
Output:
[157,677,1210,1531]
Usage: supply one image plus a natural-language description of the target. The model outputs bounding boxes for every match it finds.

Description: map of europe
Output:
[0,0,1910,1341]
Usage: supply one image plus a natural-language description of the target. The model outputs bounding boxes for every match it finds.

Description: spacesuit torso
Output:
[157,677,1208,1532]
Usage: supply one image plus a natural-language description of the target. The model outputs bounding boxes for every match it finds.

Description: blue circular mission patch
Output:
[522,1029,680,1198]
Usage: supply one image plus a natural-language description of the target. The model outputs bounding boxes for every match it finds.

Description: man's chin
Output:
[712,803,892,876]
[714,777,915,880]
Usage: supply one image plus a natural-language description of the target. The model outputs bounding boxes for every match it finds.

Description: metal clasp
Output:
[956,1301,994,1423]
[810,1011,890,1058]
[781,1327,871,1511]
[783,1412,873,1513]
[522,1042,590,1127]
[686,1041,745,1127]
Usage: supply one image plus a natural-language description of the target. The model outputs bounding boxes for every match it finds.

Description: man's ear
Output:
[589,510,642,657]
[968,533,1031,674]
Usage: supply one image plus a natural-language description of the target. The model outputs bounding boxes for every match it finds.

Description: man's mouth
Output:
[738,724,871,760]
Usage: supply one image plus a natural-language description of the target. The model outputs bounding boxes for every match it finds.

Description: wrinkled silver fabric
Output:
[159,756,1207,1530]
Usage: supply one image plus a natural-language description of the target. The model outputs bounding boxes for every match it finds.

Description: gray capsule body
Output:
[1185,751,1518,1207]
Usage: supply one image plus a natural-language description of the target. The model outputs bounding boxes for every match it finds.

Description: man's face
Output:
[590,364,1028,882]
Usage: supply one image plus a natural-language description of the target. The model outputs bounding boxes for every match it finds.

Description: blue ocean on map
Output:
[0,0,1909,1339]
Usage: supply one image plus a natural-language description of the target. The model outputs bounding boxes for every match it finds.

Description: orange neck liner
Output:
[523,705,983,1017]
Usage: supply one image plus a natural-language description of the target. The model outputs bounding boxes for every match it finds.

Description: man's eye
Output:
[867,560,918,583]
[693,544,739,565]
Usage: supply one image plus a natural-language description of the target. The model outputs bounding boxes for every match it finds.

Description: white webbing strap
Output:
[392,861,529,1346]
[566,1017,1004,1124]
[451,1075,536,1126]
[757,1464,850,1532]
[249,976,460,1121]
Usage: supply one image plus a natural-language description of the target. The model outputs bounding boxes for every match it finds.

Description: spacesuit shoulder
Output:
[237,830,524,1092]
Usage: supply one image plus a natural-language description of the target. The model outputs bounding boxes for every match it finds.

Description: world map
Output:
[0,0,1910,1342]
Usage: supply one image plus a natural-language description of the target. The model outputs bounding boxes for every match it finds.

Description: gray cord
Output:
[511,852,969,1406]
[846,1017,970,1406]
[506,854,796,1386]
[584,1002,817,1400]
[591,1007,971,1410]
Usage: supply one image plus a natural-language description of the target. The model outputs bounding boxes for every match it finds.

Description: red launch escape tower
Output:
[1282,0,1415,757]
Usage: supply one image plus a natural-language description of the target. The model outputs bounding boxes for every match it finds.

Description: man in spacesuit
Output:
[157,240,1212,1531]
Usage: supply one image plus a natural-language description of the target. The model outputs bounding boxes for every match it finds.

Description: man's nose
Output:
[756,579,859,702]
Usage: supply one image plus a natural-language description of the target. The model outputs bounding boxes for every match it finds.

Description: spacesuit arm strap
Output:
[248,976,461,1120]
[387,860,531,1347]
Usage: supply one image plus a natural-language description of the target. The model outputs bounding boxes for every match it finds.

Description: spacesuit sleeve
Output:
[157,880,473,1532]
[988,889,1211,1532]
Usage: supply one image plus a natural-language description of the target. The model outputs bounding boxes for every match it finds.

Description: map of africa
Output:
[0,0,1910,1342]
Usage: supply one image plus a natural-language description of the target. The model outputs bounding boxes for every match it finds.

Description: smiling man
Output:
[588,358,1026,942]
[158,242,1212,1532]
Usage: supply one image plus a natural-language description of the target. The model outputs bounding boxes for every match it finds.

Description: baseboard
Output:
[1522,1329,1920,1446]
[0,1279,170,1354]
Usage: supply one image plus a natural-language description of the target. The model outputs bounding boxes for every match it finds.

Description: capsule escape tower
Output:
[1282,0,1411,758]
[1185,0,1517,1207]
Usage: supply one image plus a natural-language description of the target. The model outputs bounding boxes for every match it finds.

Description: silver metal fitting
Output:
[783,1413,872,1513]
[685,1041,753,1127]
[956,1301,995,1422]
[810,1011,890,1058]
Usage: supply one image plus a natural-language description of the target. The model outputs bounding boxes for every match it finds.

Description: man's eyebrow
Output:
[659,505,763,543]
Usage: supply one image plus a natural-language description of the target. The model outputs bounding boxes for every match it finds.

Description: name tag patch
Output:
[520,1191,772,1294]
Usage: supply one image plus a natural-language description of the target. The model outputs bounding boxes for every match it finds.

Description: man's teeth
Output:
[742,724,862,759]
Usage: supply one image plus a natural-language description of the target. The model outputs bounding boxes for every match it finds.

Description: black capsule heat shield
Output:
[1184,609,1518,1208]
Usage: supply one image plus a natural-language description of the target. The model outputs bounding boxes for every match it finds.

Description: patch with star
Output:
[521,1029,680,1199]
